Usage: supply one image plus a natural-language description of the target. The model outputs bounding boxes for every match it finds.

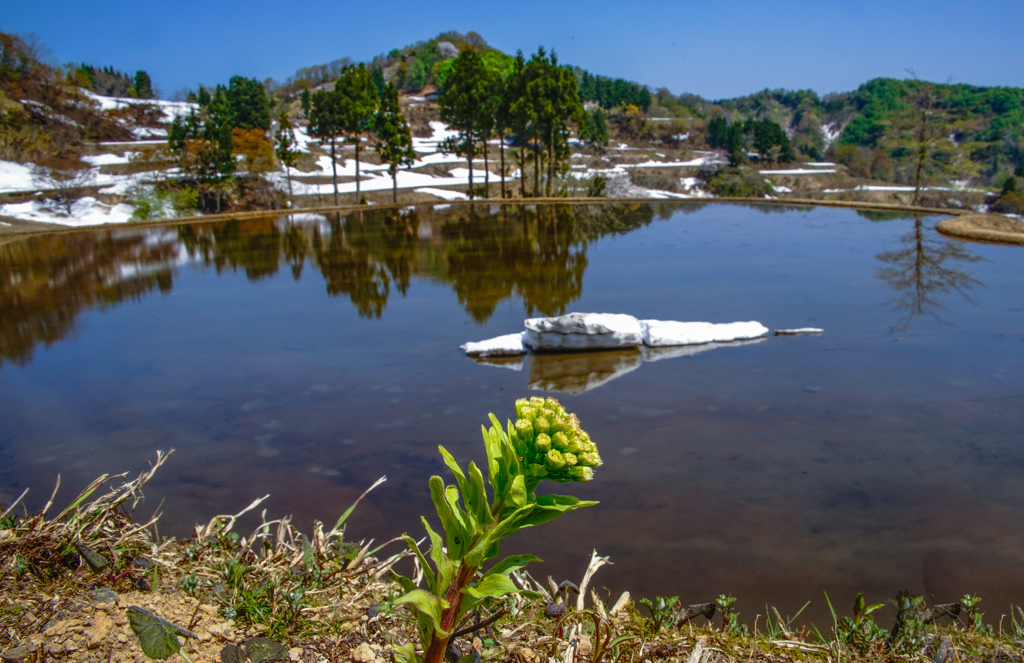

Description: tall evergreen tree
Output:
[275,114,299,204]
[439,47,490,199]
[133,70,153,99]
[308,89,345,205]
[227,76,270,131]
[373,82,416,203]
[334,64,379,202]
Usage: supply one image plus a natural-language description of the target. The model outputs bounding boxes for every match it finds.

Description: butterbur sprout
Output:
[513,396,602,482]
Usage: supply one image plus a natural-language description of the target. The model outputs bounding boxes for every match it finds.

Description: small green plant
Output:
[393,397,603,663]
[639,595,679,632]
[824,592,887,655]
[716,594,738,633]
[961,594,989,634]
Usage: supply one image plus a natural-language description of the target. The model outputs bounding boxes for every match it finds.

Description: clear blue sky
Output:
[5,0,1022,100]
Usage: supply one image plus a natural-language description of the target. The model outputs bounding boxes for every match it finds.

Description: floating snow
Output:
[460,333,526,357]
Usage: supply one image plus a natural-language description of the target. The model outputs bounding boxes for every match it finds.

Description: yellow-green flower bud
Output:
[536,416,551,435]
[515,418,534,440]
[509,396,601,483]
[545,449,566,469]
[569,466,594,481]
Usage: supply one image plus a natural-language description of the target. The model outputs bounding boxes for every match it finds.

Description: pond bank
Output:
[936,213,1024,245]
[2,458,1024,663]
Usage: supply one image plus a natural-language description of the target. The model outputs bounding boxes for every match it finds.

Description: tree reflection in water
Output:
[0,202,663,368]
[874,214,984,325]
[0,232,178,371]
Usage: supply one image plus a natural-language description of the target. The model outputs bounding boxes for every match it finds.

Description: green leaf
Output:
[438,446,469,500]
[244,637,289,663]
[395,589,451,637]
[220,644,247,663]
[467,461,493,527]
[484,554,542,578]
[463,574,520,600]
[481,423,504,499]
[127,606,195,660]
[429,476,468,560]
[509,474,528,508]
[402,533,435,592]
[393,643,420,663]
[421,518,455,595]
[74,541,108,573]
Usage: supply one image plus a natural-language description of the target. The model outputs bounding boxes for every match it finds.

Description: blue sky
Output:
[5,0,1022,100]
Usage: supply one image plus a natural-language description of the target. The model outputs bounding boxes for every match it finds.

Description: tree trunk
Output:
[499,131,506,198]
[285,166,293,207]
[330,137,339,206]
[483,132,490,198]
[467,135,475,200]
[355,138,361,203]
[392,164,398,203]
[913,110,928,206]
[536,141,544,198]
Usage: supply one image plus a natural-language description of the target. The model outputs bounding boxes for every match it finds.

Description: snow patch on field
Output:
[415,187,467,201]
[0,197,135,227]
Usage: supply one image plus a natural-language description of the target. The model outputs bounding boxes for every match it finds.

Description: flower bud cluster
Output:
[512,396,602,482]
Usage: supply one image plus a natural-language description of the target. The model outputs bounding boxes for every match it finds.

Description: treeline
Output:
[706,116,794,165]
[575,69,651,111]
[437,46,583,199]
[168,76,280,211]
[0,30,147,165]
[67,64,154,99]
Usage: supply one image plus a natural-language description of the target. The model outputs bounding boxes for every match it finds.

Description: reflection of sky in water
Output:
[1,204,1023,626]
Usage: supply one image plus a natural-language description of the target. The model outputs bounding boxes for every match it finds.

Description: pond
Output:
[2,202,1023,625]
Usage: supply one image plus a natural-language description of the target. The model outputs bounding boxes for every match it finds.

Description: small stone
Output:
[85,610,112,647]
[352,643,376,663]
[289,647,302,661]
[92,587,118,604]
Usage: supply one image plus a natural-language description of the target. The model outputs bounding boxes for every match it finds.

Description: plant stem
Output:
[423,561,477,663]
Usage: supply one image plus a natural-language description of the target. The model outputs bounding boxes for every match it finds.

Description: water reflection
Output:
[874,215,984,324]
[0,204,665,369]
[0,232,178,371]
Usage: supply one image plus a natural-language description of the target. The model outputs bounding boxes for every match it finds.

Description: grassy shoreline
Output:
[3,455,1024,662]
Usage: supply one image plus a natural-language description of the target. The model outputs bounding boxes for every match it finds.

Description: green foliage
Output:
[133,70,153,99]
[704,167,770,197]
[394,397,601,663]
[373,82,416,202]
[439,47,501,199]
[127,606,196,661]
[576,69,651,111]
[168,85,235,211]
[579,108,608,148]
[640,595,679,632]
[227,76,270,131]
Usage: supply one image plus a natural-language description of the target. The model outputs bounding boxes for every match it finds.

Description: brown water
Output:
[2,202,1023,627]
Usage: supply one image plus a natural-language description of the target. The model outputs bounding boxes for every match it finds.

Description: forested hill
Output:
[682,78,1024,186]
[278,32,1022,188]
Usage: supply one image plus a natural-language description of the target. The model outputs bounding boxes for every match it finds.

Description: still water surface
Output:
[2,202,1023,624]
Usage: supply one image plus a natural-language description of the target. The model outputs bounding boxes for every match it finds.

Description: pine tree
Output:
[334,64,379,202]
[308,90,345,205]
[373,82,416,203]
[300,88,311,117]
[275,114,299,204]
[227,76,270,131]
[133,70,153,99]
[439,47,488,199]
